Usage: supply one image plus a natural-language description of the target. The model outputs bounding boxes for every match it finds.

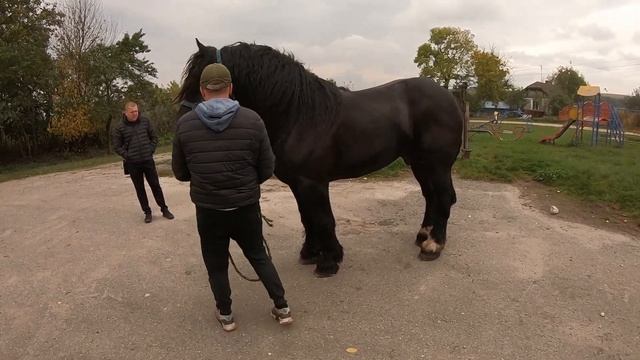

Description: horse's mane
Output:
[177,42,342,136]
[176,48,216,104]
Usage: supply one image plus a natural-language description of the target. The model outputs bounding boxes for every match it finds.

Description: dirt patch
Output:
[516,180,640,239]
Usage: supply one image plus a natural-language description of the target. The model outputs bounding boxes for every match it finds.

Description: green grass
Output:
[367,158,409,178]
[455,125,640,218]
[0,144,172,183]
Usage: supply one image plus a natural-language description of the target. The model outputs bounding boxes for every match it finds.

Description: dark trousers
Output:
[196,203,287,315]
[127,159,167,214]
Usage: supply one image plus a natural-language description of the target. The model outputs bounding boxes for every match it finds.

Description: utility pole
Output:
[540,65,543,81]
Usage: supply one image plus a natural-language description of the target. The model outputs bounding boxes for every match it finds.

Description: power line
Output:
[582,63,640,71]
[573,60,640,69]
[510,59,640,72]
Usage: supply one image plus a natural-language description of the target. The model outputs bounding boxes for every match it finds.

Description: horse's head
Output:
[175,40,342,138]
[175,39,219,117]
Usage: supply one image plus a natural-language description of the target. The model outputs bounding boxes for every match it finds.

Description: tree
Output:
[544,66,587,115]
[50,0,113,148]
[626,87,640,110]
[414,27,477,89]
[51,30,158,149]
[51,0,157,151]
[472,49,510,106]
[0,0,61,159]
[53,0,114,100]
[504,87,527,110]
[132,82,180,141]
[89,30,157,149]
[53,0,114,54]
[548,66,587,101]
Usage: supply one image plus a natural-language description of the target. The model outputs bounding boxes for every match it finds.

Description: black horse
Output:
[177,40,463,277]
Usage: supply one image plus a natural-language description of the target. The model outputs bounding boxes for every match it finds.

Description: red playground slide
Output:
[539,120,577,144]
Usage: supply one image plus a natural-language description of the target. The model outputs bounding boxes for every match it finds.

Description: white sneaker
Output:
[271,307,293,325]
[216,311,237,332]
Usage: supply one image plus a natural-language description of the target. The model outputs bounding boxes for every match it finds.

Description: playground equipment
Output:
[540,86,625,146]
[470,116,527,141]
[456,83,529,160]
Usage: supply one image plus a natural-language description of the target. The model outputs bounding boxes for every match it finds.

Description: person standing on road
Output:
[112,101,174,223]
[172,63,292,332]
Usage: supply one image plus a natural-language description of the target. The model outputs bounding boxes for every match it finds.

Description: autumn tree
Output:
[414,27,477,89]
[473,49,510,106]
[49,0,114,147]
[50,0,157,151]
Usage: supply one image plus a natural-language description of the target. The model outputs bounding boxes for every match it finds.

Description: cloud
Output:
[59,0,640,94]
[577,25,616,41]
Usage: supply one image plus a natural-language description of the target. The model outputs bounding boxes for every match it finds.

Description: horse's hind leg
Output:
[412,171,435,247]
[411,157,457,260]
[289,177,343,277]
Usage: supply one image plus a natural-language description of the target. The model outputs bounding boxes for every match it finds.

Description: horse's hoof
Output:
[314,263,339,277]
[415,226,432,247]
[313,269,337,278]
[298,256,318,265]
[418,251,441,261]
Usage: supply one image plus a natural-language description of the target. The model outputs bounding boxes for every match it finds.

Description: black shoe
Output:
[144,213,152,223]
[161,208,174,220]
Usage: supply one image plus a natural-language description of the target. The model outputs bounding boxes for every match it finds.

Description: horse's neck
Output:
[247,103,293,147]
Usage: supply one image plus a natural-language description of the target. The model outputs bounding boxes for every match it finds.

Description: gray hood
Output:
[195,98,240,132]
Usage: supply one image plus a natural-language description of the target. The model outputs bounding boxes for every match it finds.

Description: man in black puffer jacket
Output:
[172,63,292,332]
[112,101,174,223]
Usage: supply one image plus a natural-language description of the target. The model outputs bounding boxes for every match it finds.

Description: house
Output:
[475,101,513,118]
[601,93,629,108]
[465,86,519,117]
[523,81,630,117]
[523,81,560,117]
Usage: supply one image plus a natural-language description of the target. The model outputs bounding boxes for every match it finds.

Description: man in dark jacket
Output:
[112,101,174,223]
[172,63,292,332]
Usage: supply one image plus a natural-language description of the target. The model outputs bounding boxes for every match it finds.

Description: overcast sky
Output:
[92,0,639,94]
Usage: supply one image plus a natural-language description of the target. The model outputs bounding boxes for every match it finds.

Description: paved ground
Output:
[1,157,639,359]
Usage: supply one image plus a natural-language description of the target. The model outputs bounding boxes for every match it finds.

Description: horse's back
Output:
[347,77,463,139]
[323,78,461,179]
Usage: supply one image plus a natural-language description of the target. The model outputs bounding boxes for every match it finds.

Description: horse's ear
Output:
[196,38,205,52]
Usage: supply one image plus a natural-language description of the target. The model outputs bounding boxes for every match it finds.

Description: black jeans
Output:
[127,159,167,214]
[196,203,287,315]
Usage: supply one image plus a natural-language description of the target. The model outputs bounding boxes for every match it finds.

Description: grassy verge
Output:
[455,125,640,218]
[0,144,172,183]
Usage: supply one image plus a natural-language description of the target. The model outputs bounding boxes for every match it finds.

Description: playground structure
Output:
[539,86,625,146]
[457,83,530,159]
[469,117,528,141]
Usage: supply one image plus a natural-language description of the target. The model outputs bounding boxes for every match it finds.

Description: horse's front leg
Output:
[288,177,343,277]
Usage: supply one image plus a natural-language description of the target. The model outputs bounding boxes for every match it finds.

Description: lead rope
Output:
[229,214,274,282]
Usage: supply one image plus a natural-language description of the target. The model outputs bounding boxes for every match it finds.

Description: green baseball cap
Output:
[200,63,232,90]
